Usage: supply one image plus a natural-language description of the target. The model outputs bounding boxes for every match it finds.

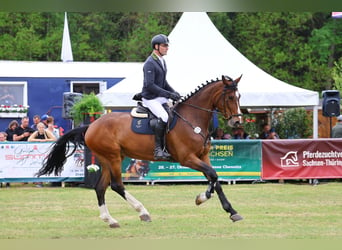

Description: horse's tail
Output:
[36,126,89,177]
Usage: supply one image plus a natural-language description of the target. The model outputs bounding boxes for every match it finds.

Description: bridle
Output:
[171,79,242,141]
[220,80,243,121]
[175,79,242,121]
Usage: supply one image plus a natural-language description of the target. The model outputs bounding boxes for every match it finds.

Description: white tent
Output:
[98,12,319,138]
[99,12,319,108]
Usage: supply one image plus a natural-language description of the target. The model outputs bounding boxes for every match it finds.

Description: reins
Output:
[175,88,242,122]
[170,79,242,143]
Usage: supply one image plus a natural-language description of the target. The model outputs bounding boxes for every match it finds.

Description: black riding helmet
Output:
[151,34,169,49]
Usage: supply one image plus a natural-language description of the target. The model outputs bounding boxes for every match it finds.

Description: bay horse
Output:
[36,75,243,228]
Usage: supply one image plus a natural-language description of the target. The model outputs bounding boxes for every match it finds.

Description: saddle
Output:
[130,102,177,134]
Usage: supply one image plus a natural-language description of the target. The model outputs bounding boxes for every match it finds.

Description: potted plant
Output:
[71,92,104,126]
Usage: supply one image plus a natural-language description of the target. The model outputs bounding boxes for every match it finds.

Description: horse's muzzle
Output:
[227,119,242,128]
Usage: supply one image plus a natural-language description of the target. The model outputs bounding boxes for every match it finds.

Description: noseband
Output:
[221,80,242,121]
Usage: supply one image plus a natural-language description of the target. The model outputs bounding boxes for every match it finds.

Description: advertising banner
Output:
[0,142,84,182]
[262,139,342,179]
[122,140,262,182]
[1,140,262,183]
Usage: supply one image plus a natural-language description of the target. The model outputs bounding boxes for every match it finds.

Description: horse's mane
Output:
[179,75,233,103]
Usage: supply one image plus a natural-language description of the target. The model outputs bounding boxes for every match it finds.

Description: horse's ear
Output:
[222,75,233,84]
[234,74,243,84]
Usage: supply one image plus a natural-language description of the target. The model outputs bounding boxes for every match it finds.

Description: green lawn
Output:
[0,182,341,239]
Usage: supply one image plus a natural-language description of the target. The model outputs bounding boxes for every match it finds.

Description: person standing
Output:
[232,127,250,139]
[140,34,181,160]
[13,117,34,141]
[212,127,225,139]
[332,115,342,138]
[31,115,41,130]
[259,123,271,139]
[260,123,279,139]
[46,116,60,139]
[5,120,19,141]
[40,114,49,127]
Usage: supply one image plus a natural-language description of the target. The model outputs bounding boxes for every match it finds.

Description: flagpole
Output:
[61,12,73,62]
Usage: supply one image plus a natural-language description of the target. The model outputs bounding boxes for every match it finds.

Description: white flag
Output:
[61,12,73,62]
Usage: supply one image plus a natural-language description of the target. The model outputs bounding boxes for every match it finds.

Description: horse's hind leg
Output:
[110,175,152,222]
[95,166,120,228]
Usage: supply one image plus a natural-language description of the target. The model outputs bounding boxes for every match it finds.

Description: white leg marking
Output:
[196,192,213,205]
[198,192,209,204]
[124,190,150,217]
[99,204,118,225]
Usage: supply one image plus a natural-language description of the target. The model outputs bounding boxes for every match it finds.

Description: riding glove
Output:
[169,91,181,101]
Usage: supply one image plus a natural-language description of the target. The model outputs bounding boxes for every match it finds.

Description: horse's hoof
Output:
[195,192,211,205]
[140,214,152,222]
[109,222,120,228]
[230,214,243,222]
[195,195,202,205]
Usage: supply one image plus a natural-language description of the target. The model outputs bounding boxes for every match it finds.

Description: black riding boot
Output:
[154,118,171,160]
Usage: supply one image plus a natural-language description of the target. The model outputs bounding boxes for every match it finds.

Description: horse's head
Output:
[215,75,243,128]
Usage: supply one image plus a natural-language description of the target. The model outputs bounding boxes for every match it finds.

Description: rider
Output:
[141,34,181,160]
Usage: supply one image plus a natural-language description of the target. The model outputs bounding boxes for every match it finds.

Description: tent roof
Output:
[99,12,319,108]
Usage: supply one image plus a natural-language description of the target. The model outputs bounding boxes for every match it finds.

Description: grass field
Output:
[0,182,341,239]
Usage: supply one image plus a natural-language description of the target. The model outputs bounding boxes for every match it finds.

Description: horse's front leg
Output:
[189,156,243,222]
[214,181,243,222]
[195,180,215,205]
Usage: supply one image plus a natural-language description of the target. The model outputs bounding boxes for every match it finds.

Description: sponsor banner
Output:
[0,142,84,182]
[262,139,342,179]
[122,140,262,181]
[1,140,262,183]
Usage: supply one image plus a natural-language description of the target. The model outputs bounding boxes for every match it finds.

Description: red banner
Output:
[262,139,342,179]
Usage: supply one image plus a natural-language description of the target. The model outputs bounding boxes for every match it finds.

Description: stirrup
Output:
[154,149,171,160]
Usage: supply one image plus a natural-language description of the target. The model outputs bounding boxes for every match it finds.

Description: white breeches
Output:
[142,97,169,122]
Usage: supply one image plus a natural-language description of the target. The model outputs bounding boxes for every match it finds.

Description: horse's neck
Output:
[177,86,216,130]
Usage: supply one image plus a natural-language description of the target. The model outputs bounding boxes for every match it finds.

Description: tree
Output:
[0,11,340,94]
[210,12,341,93]
[274,108,313,139]
[332,58,342,92]
[121,13,181,61]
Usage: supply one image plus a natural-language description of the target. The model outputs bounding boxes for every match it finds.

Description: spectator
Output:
[222,133,231,139]
[212,127,225,139]
[46,116,60,139]
[28,122,56,142]
[233,127,250,139]
[0,131,8,142]
[268,127,280,139]
[5,120,19,141]
[260,123,279,139]
[13,117,34,141]
[28,122,56,188]
[31,115,41,130]
[259,123,271,139]
[332,115,342,138]
[40,114,49,127]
